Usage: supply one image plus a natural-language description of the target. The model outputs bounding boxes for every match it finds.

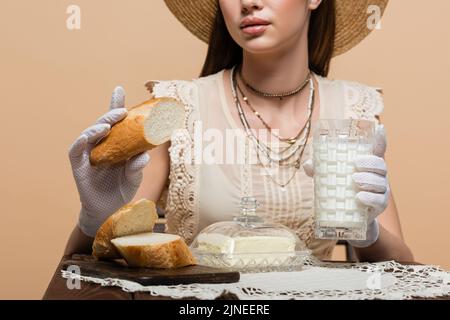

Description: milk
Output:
[313,133,373,240]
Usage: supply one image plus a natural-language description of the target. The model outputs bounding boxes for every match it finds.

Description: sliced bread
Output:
[90,97,185,166]
[92,199,158,259]
[111,232,197,268]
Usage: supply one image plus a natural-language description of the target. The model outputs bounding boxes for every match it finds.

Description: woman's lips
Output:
[241,24,269,35]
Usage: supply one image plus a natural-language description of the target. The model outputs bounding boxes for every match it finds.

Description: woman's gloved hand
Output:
[68,87,151,237]
[303,124,390,248]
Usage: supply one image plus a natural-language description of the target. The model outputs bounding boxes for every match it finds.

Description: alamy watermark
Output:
[66,5,81,30]
[366,267,383,290]
[65,265,81,290]
[171,121,295,171]
[367,5,382,30]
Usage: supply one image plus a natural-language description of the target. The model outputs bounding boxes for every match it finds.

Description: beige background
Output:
[1,0,449,299]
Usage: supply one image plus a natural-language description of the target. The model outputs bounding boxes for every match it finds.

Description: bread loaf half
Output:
[92,199,159,260]
[111,233,197,268]
[90,97,185,166]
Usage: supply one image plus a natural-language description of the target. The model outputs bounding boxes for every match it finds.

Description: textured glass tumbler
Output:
[313,119,375,240]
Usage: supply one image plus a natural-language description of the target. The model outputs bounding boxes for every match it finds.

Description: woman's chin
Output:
[240,38,280,54]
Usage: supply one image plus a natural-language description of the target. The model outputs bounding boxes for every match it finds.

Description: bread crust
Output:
[92,218,119,259]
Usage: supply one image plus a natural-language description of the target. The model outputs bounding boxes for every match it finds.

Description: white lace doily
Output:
[62,256,450,300]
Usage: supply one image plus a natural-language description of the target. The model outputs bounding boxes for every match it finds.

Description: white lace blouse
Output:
[145,68,384,260]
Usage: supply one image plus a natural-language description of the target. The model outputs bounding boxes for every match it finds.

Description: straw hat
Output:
[164,0,389,57]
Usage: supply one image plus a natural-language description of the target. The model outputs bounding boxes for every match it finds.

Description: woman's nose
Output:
[241,0,262,14]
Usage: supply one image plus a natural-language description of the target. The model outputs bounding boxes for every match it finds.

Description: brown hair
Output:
[200,0,336,78]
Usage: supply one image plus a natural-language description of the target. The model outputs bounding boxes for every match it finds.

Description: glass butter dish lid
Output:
[190,197,311,273]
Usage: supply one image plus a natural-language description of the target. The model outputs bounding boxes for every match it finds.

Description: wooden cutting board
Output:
[61,254,240,286]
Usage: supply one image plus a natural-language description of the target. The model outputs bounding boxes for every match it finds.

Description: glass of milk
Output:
[312,119,375,241]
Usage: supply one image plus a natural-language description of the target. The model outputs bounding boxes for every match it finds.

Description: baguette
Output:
[92,199,159,260]
[90,97,185,166]
[111,233,197,268]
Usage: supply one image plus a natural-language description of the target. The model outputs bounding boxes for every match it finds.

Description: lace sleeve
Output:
[144,79,198,213]
[144,78,200,242]
[343,81,384,125]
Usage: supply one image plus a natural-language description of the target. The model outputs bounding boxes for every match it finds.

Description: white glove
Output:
[68,87,151,237]
[303,124,390,248]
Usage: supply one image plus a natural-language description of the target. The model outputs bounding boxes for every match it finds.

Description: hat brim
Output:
[164,0,389,57]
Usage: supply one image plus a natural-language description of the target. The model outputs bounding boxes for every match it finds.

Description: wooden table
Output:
[43,254,239,300]
[42,254,450,300]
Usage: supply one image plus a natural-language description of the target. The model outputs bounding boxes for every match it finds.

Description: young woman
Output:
[65,0,413,262]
